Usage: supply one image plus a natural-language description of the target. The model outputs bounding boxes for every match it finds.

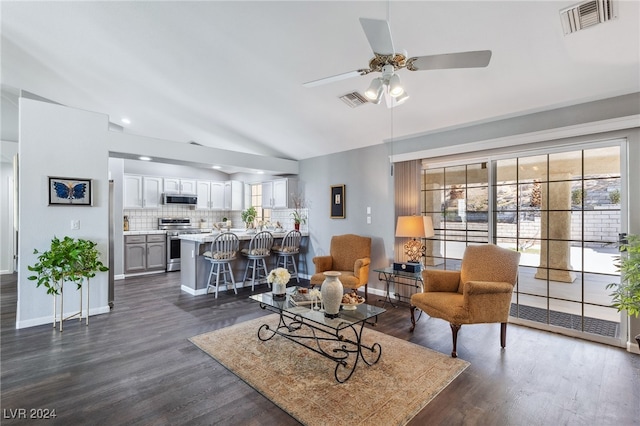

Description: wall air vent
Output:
[339,92,369,108]
[560,0,617,35]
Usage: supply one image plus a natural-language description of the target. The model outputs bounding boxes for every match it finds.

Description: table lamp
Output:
[395,215,434,264]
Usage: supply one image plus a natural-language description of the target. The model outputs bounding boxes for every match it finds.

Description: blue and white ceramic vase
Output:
[321,271,343,318]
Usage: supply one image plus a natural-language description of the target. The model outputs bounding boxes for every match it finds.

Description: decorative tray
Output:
[289,287,316,306]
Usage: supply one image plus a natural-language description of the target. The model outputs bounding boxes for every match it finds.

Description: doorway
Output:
[421,140,627,346]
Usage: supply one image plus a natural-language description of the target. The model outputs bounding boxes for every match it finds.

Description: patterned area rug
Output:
[190,314,469,426]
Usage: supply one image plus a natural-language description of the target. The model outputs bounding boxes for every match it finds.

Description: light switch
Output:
[71,220,80,230]
[366,206,371,214]
[367,216,371,224]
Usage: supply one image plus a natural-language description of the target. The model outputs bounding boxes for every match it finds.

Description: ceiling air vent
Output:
[339,92,369,108]
[560,0,617,35]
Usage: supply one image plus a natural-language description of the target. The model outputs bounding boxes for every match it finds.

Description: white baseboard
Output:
[16,305,111,329]
[628,340,640,355]
[114,274,126,280]
[180,285,208,296]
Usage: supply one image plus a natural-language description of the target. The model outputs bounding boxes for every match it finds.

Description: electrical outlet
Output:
[367,216,371,224]
[71,220,80,230]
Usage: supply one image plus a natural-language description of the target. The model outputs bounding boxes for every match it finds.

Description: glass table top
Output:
[249,287,386,331]
[374,266,423,279]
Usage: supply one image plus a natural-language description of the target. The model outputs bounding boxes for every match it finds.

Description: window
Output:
[250,183,270,222]
[420,141,626,346]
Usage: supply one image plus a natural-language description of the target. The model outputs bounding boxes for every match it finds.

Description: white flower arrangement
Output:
[267,268,291,286]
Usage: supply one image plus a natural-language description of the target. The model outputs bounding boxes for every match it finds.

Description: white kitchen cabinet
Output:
[142,176,163,208]
[164,178,197,194]
[262,178,297,209]
[210,181,225,210]
[123,175,162,209]
[196,180,243,210]
[123,175,143,209]
[196,180,212,210]
[224,180,244,210]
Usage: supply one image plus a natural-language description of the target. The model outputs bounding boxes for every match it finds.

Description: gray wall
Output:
[298,143,395,289]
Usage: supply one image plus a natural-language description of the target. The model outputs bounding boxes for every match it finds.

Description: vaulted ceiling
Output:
[2,1,639,164]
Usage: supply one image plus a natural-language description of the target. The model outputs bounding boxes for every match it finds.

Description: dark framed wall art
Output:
[48,176,92,206]
[330,184,345,219]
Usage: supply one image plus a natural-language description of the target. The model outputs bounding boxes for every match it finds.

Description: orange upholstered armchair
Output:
[310,234,372,299]
[410,244,521,357]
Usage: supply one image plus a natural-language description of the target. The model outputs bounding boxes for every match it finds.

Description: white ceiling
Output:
[2,1,639,165]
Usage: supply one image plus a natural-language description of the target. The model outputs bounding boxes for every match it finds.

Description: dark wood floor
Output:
[1,272,638,426]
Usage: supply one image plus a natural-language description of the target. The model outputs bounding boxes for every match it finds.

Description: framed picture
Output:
[330,184,345,219]
[48,176,92,206]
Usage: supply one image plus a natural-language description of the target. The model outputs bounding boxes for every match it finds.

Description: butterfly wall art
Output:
[48,177,92,206]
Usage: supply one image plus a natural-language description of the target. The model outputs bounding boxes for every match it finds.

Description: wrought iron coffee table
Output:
[249,289,386,383]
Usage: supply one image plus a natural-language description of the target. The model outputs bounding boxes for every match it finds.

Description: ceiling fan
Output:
[303,18,492,108]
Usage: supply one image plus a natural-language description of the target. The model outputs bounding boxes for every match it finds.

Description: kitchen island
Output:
[178,229,308,295]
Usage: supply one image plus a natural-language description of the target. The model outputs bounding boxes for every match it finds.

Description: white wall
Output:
[17,98,110,328]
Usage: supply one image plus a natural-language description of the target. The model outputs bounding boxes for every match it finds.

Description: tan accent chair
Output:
[410,244,521,358]
[310,234,371,299]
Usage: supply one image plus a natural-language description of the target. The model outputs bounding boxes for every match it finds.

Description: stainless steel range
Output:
[158,218,201,272]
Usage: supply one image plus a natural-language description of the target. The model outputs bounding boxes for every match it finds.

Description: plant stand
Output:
[52,279,90,331]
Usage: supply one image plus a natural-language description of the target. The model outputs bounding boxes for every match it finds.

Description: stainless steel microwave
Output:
[163,193,198,205]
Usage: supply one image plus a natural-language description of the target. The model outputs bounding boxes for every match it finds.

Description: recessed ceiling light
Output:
[256,171,264,174]
[121,118,131,125]
[138,156,151,161]
[212,165,221,169]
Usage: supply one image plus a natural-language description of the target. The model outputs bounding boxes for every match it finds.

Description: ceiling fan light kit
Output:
[388,74,404,97]
[364,78,384,102]
[303,17,492,108]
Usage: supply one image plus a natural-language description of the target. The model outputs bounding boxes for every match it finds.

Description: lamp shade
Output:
[395,216,434,238]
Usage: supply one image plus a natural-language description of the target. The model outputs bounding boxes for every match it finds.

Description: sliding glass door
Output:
[421,141,626,345]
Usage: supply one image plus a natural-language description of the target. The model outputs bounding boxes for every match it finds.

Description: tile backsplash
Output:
[123,206,308,232]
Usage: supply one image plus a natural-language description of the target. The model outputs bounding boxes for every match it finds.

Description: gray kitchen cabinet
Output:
[124,234,166,274]
[146,234,166,271]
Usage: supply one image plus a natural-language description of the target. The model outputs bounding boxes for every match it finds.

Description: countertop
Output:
[178,229,308,242]
[123,230,167,235]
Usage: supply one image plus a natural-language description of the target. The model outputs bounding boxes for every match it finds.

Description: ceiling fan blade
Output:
[408,50,492,71]
[303,70,366,88]
[359,18,395,55]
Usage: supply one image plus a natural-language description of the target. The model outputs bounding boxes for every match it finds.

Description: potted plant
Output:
[291,210,306,231]
[241,206,257,229]
[28,236,108,295]
[606,234,640,349]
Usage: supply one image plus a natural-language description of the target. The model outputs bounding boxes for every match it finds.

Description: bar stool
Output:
[241,231,274,291]
[203,232,239,298]
[272,230,302,283]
